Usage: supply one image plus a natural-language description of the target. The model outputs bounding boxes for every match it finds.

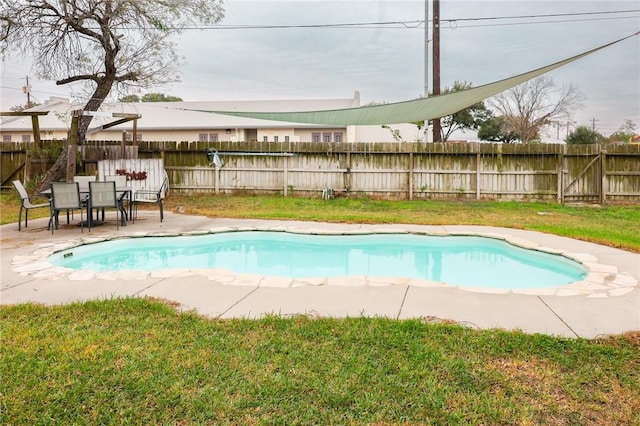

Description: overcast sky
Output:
[1,0,638,137]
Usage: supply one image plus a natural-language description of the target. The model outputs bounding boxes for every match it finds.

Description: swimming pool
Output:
[49,231,588,290]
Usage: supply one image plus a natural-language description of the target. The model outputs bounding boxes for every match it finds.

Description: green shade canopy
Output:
[192,32,637,126]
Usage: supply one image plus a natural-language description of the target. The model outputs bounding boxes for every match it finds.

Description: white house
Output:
[0,93,428,143]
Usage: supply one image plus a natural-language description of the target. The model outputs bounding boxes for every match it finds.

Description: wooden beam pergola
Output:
[85,112,140,131]
[0,111,49,148]
[85,112,140,159]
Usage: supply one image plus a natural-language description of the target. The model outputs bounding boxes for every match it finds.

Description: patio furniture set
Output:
[12,174,168,234]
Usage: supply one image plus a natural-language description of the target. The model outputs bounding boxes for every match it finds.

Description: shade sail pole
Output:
[432,0,441,142]
[424,0,429,142]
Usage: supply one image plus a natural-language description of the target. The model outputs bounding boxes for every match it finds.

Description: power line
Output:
[13,10,637,33]
[201,15,639,31]
[8,5,639,31]
[75,9,638,31]
[444,9,640,23]
[445,15,639,30]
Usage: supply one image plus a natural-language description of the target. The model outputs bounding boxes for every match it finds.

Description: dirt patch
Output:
[0,237,39,249]
[596,330,640,349]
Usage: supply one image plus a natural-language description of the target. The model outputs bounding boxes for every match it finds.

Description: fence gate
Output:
[98,159,165,196]
[563,152,604,203]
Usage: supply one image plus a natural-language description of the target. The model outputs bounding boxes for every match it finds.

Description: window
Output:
[2,135,11,142]
[334,132,343,143]
[312,132,320,143]
[323,133,332,143]
[209,133,219,142]
[284,136,290,142]
[274,136,279,142]
[21,134,30,142]
[263,136,268,142]
[199,133,208,142]
[125,132,142,142]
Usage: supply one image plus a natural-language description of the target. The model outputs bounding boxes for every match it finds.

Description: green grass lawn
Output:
[2,192,639,424]
[2,299,639,425]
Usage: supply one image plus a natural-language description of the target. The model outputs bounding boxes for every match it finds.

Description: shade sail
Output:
[194,32,637,126]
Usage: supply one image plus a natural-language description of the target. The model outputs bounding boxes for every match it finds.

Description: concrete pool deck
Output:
[1,211,638,339]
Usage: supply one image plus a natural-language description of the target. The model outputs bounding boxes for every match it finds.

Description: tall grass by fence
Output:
[2,140,639,203]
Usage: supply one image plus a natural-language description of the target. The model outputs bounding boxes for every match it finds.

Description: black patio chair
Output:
[133,172,169,223]
[49,182,85,234]
[87,181,126,230]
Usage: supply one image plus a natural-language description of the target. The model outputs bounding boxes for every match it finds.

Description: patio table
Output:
[40,186,133,227]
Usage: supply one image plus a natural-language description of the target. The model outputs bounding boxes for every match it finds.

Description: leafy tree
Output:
[1,0,224,189]
[119,93,183,102]
[477,115,519,143]
[142,93,183,102]
[488,76,584,143]
[9,102,42,112]
[566,126,605,145]
[607,119,637,143]
[439,81,491,142]
[118,95,142,103]
[414,81,491,142]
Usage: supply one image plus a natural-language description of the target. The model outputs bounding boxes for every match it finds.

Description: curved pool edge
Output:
[11,225,638,298]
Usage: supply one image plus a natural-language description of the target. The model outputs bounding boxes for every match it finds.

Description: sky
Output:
[1,0,639,138]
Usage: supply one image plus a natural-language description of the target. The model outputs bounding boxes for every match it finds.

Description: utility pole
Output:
[424,0,429,142]
[591,118,599,131]
[432,0,441,142]
[23,76,31,108]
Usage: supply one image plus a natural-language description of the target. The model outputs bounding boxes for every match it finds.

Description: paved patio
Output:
[1,211,638,339]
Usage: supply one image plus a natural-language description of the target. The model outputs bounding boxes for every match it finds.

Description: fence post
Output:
[344,152,352,193]
[600,149,607,204]
[214,166,219,195]
[25,151,30,183]
[557,148,564,204]
[408,151,414,200]
[476,151,481,200]
[121,131,126,159]
[283,156,289,196]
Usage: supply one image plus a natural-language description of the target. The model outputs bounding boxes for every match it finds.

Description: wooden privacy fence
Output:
[2,140,639,203]
[154,141,639,203]
[81,144,138,176]
[0,140,137,186]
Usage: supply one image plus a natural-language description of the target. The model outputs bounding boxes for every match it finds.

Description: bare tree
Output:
[1,0,224,189]
[488,76,584,143]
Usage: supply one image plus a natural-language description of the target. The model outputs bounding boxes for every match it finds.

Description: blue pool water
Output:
[49,232,588,290]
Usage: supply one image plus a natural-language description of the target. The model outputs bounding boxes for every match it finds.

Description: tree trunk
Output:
[36,148,69,192]
[35,81,113,191]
